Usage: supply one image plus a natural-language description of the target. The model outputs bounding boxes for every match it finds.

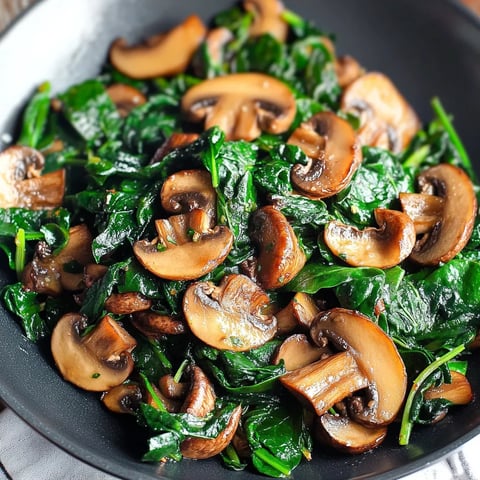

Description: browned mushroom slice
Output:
[51,314,137,392]
[160,169,216,222]
[181,73,296,141]
[272,333,330,371]
[197,27,233,72]
[109,15,207,79]
[244,0,288,42]
[0,145,65,209]
[145,383,181,413]
[324,208,416,269]
[158,374,189,400]
[341,72,421,153]
[180,366,217,417]
[407,164,477,266]
[399,192,444,234]
[183,274,277,352]
[250,206,306,289]
[288,111,362,199]
[424,371,473,405]
[315,414,387,454]
[131,311,185,337]
[101,383,142,414]
[280,351,369,416]
[151,133,200,164]
[335,55,364,89]
[83,263,108,288]
[106,83,146,117]
[310,308,407,427]
[23,224,94,295]
[274,292,320,334]
[133,209,233,281]
[181,405,242,459]
[105,292,152,315]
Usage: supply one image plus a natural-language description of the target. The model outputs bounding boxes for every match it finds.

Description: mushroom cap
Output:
[288,111,362,199]
[324,208,416,269]
[106,83,146,117]
[180,365,217,417]
[51,314,137,392]
[160,169,216,222]
[183,274,277,352]
[407,163,477,266]
[0,145,65,209]
[244,0,288,42]
[250,205,306,289]
[310,308,407,427]
[109,15,206,79]
[341,72,420,153]
[399,192,444,234]
[181,72,296,141]
[101,383,143,414]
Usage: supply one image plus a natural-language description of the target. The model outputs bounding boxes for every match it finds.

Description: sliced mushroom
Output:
[324,208,416,269]
[335,55,364,89]
[180,365,217,417]
[250,206,306,289]
[131,311,185,337]
[181,405,242,459]
[158,374,189,400]
[310,308,407,427]
[101,383,142,414]
[133,209,233,281]
[272,333,330,371]
[0,145,65,209]
[341,72,421,153]
[244,0,288,42]
[145,382,181,413]
[424,371,473,405]
[51,314,137,392]
[83,263,108,288]
[315,413,387,454]
[274,292,320,334]
[193,27,234,77]
[288,111,362,198]
[105,292,152,315]
[183,274,277,352]
[181,73,296,141]
[160,169,216,222]
[150,133,199,164]
[399,192,444,234]
[280,351,369,416]
[406,164,477,266]
[109,15,207,79]
[106,83,146,117]
[23,224,94,295]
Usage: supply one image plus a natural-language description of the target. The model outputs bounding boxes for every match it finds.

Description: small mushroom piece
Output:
[424,371,473,405]
[181,405,242,459]
[315,414,387,454]
[131,311,185,337]
[324,208,416,269]
[399,192,444,234]
[280,351,369,416]
[109,15,207,79]
[272,333,330,371]
[23,224,94,295]
[407,164,477,266]
[106,83,146,117]
[150,133,199,164]
[288,111,362,199]
[310,308,407,427]
[0,145,65,209]
[160,169,216,222]
[145,383,181,413]
[335,55,364,89]
[250,206,306,289]
[274,292,320,334]
[183,274,277,352]
[180,365,217,417]
[105,292,152,315]
[101,383,143,414]
[181,73,296,141]
[244,0,288,42]
[158,374,189,400]
[133,209,233,281]
[51,314,137,392]
[341,72,421,153]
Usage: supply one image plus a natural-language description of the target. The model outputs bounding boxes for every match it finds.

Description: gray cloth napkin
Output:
[1,407,479,480]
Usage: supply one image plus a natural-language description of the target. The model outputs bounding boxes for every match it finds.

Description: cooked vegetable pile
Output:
[2,0,480,476]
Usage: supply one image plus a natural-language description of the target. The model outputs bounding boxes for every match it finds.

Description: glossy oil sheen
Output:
[0,1,480,479]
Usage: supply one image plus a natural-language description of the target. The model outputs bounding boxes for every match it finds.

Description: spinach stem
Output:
[254,448,291,477]
[173,359,189,383]
[431,97,476,181]
[399,344,465,445]
[281,9,304,28]
[15,228,26,280]
[139,371,167,412]
[402,144,430,169]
